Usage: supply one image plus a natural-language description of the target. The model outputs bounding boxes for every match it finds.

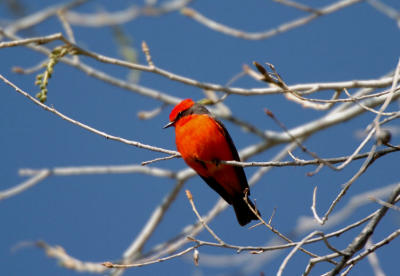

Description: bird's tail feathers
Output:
[232,195,260,226]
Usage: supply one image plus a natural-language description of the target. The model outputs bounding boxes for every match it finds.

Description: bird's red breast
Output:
[175,113,243,198]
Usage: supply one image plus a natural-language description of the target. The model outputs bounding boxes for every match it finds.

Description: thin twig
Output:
[273,0,320,13]
[264,108,339,173]
[57,10,79,63]
[0,74,179,156]
[313,144,377,225]
[335,128,375,170]
[311,186,324,224]
[186,190,224,244]
[141,154,181,166]
[0,170,50,201]
[243,191,332,263]
[343,88,396,116]
[369,196,400,212]
[0,33,64,48]
[12,59,47,74]
[103,246,197,268]
[372,58,400,142]
[277,231,321,276]
[141,41,154,67]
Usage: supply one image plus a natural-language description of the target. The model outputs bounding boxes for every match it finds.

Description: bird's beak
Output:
[163,121,175,129]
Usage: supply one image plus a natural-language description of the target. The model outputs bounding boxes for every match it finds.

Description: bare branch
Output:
[103,246,196,269]
[311,186,324,224]
[367,0,400,23]
[181,0,362,40]
[312,144,377,225]
[36,240,106,273]
[277,231,321,276]
[141,41,154,68]
[346,229,400,268]
[141,154,181,166]
[342,88,396,116]
[0,32,64,48]
[0,170,50,201]
[19,165,176,178]
[372,58,400,141]
[298,183,399,234]
[369,196,400,212]
[64,0,193,27]
[3,0,88,34]
[57,10,79,63]
[186,190,224,244]
[243,190,327,263]
[273,0,320,13]
[0,74,179,156]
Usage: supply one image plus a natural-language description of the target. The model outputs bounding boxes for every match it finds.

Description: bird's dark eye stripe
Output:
[176,105,204,121]
[176,109,191,120]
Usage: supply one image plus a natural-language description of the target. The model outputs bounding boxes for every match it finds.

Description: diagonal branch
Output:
[0,74,179,156]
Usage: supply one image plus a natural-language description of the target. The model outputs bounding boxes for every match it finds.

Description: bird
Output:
[164,99,260,226]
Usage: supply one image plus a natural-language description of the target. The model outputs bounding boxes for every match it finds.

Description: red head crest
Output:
[169,99,195,123]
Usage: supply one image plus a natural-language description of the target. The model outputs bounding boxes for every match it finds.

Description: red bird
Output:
[164,99,260,226]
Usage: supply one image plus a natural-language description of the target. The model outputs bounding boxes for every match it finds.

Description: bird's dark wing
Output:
[199,174,233,204]
[214,118,250,194]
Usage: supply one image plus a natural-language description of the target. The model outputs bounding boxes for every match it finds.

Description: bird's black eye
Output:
[176,111,183,120]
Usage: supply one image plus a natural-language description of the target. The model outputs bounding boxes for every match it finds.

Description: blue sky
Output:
[1,0,400,275]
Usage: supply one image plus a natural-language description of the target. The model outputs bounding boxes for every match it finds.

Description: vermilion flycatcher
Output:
[164,99,260,226]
